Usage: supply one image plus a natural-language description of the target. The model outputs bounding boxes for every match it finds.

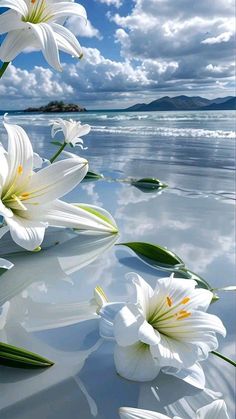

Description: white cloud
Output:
[109,0,235,91]
[66,17,102,39]
[96,0,123,7]
[0,65,73,102]
[201,31,233,44]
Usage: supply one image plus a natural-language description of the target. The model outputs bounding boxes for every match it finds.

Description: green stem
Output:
[211,350,236,367]
[0,62,10,79]
[50,142,67,163]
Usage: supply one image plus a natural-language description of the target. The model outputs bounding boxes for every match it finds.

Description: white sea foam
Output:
[92,125,235,138]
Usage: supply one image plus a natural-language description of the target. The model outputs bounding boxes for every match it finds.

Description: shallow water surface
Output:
[0,111,235,418]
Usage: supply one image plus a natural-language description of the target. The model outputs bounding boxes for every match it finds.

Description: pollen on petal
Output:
[17,165,23,174]
[166,296,173,307]
[181,297,190,305]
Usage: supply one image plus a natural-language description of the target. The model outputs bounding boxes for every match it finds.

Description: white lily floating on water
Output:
[51,118,91,148]
[0,119,118,251]
[0,0,87,71]
[99,273,226,387]
[119,399,229,419]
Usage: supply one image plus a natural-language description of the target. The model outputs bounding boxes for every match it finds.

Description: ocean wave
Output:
[93,112,234,122]
[92,125,235,138]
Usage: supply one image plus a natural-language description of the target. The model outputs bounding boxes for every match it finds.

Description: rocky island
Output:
[24,101,87,113]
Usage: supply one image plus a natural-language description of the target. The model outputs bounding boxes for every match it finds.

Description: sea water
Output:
[0,110,235,418]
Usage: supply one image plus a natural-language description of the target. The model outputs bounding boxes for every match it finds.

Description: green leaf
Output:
[51,141,64,147]
[76,204,117,231]
[174,268,212,290]
[118,242,215,293]
[0,342,54,369]
[131,178,168,191]
[117,242,184,268]
[84,170,103,180]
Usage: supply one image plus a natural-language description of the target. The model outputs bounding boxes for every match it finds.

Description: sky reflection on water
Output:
[0,111,235,418]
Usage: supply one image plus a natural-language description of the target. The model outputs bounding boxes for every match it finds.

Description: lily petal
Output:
[151,334,199,369]
[77,203,118,231]
[160,311,226,341]
[51,23,83,58]
[28,22,61,71]
[196,400,229,419]
[114,304,144,347]
[119,407,171,419]
[0,144,8,187]
[0,201,13,218]
[26,157,88,204]
[99,302,126,340]
[0,0,28,16]
[138,320,160,346]
[162,362,206,390]
[126,272,154,318]
[0,28,34,62]
[0,10,26,35]
[74,124,91,137]
[50,2,87,21]
[114,342,160,382]
[2,121,33,193]
[5,214,46,251]
[23,199,117,233]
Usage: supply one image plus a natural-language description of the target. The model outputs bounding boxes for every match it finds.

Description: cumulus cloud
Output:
[0,0,235,108]
[201,31,233,44]
[96,0,123,7]
[66,17,102,39]
[109,0,235,94]
[0,41,234,110]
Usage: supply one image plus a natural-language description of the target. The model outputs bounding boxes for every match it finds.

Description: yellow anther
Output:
[166,296,173,307]
[21,192,30,198]
[31,0,37,3]
[17,165,23,174]
[181,297,190,305]
[176,310,191,320]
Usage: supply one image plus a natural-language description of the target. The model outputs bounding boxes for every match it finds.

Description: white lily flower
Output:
[51,118,91,147]
[0,0,87,71]
[99,273,226,383]
[119,399,229,419]
[0,120,118,251]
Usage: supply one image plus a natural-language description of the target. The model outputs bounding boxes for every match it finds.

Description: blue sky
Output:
[0,0,235,109]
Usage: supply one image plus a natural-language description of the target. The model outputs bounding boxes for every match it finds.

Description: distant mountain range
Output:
[126,95,236,112]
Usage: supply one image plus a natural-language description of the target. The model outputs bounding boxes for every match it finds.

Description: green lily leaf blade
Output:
[51,141,64,147]
[174,268,212,290]
[84,170,103,180]
[0,342,54,369]
[117,242,184,269]
[131,178,168,191]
